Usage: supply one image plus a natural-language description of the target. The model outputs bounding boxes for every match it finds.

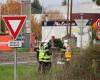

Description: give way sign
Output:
[3,15,26,39]
[96,19,100,28]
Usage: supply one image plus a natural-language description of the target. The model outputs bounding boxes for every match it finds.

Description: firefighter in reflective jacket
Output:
[64,51,72,61]
[61,45,72,68]
[61,45,72,61]
[38,44,52,73]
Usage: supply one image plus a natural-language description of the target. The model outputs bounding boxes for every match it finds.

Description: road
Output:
[0,52,36,63]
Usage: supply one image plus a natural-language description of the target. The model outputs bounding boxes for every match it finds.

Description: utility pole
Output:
[69,0,73,36]
[67,0,69,35]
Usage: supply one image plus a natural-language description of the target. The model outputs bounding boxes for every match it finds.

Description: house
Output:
[42,1,100,47]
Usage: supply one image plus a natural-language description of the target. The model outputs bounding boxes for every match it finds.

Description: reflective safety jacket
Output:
[38,49,51,62]
[39,49,46,62]
[43,54,51,62]
[64,51,72,59]
[61,48,72,61]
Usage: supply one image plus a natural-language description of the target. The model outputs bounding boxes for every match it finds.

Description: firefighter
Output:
[37,43,52,73]
[38,43,45,73]
[61,45,72,68]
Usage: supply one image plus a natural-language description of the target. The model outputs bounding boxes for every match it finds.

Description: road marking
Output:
[0,61,37,65]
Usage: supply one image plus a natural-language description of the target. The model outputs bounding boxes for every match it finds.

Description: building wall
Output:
[42,25,91,47]
[42,26,66,42]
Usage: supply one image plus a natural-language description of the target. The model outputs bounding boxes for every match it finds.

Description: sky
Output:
[0,0,92,5]
[0,0,94,9]
[42,0,92,8]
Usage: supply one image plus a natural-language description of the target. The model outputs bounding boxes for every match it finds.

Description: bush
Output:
[47,39,63,49]
[96,0,100,6]
[71,44,100,79]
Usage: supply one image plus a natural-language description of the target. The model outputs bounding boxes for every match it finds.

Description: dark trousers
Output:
[38,61,44,72]
[38,61,51,73]
[43,62,51,72]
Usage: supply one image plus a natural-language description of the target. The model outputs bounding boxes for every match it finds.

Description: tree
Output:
[62,0,66,6]
[47,39,63,49]
[42,10,64,21]
[31,0,42,14]
[1,1,21,15]
[31,15,41,40]
[0,1,21,33]
[92,0,100,6]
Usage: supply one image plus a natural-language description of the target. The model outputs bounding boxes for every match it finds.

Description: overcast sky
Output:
[0,0,92,5]
[42,0,92,8]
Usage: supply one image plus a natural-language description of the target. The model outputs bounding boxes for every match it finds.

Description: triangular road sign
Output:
[3,15,26,39]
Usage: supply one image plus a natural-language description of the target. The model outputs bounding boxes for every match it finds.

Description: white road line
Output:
[0,61,37,65]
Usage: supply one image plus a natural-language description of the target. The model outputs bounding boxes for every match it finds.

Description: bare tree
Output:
[31,15,41,40]
[42,10,65,21]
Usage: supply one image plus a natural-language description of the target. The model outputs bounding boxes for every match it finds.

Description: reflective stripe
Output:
[43,54,51,62]
[38,49,51,62]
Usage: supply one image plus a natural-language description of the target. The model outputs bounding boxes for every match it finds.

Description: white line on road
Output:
[0,61,37,65]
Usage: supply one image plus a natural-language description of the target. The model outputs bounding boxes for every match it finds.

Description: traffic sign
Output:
[8,41,22,47]
[3,15,26,39]
[96,29,100,40]
[96,19,100,28]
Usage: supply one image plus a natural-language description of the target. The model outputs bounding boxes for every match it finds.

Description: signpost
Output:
[3,16,26,39]
[96,29,100,40]
[8,41,22,47]
[75,15,88,53]
[95,19,100,44]
[3,15,26,80]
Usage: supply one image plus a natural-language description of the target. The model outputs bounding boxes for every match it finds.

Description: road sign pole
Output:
[2,15,26,80]
[14,48,17,80]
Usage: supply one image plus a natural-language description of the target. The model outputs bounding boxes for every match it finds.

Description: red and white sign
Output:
[96,19,100,28]
[96,29,100,40]
[0,35,13,51]
[3,15,26,39]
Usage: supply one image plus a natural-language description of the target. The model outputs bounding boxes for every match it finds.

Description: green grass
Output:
[0,65,13,80]
[0,64,100,80]
[0,64,64,80]
[16,48,30,53]
[0,64,38,80]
